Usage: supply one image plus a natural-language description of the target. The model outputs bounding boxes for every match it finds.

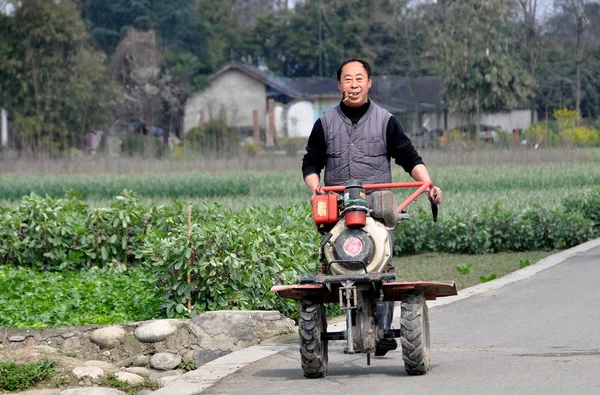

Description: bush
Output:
[278,137,307,156]
[122,133,168,158]
[142,203,320,319]
[393,194,599,255]
[185,121,239,155]
[560,127,600,147]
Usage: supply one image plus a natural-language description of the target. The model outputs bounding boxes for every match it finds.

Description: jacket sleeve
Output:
[386,116,425,174]
[302,119,327,179]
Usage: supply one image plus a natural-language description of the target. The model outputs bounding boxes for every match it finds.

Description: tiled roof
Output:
[210,61,304,99]
[209,62,443,105]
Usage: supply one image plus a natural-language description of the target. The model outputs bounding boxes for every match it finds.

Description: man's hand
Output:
[304,174,321,200]
[426,186,442,205]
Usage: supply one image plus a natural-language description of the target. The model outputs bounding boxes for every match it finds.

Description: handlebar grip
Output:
[430,198,438,222]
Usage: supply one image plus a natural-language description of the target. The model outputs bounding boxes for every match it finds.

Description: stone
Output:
[122,366,152,378]
[150,352,181,371]
[137,391,154,395]
[114,371,145,386]
[8,335,26,342]
[35,345,59,354]
[11,390,61,395]
[84,360,118,373]
[72,366,105,381]
[131,355,150,367]
[147,369,185,382]
[134,320,183,343]
[90,326,126,349]
[60,388,126,395]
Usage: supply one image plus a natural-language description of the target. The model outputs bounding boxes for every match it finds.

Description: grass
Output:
[0,358,54,392]
[393,250,554,290]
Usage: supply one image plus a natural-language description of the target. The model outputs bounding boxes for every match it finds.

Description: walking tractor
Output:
[271,180,458,378]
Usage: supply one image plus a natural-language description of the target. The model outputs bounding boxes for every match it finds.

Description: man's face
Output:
[338,61,372,108]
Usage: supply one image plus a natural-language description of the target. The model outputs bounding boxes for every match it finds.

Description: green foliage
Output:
[519,259,532,268]
[0,0,117,155]
[0,174,251,200]
[394,188,600,255]
[121,133,169,158]
[100,373,160,395]
[456,264,472,275]
[431,0,532,115]
[143,203,319,318]
[0,265,162,328]
[185,121,239,155]
[479,274,497,283]
[179,357,197,372]
[0,359,54,391]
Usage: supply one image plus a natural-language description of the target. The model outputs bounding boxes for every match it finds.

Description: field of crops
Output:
[1,161,599,216]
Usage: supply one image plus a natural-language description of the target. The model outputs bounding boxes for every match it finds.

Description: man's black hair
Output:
[336,59,372,81]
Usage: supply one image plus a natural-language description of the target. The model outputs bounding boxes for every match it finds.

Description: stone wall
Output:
[1,311,294,369]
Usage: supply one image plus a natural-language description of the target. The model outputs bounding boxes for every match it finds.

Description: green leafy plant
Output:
[456,264,473,275]
[519,259,532,268]
[479,274,497,283]
[0,358,54,391]
[179,357,197,372]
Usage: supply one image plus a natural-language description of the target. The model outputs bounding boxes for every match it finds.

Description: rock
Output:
[137,391,154,395]
[11,390,61,395]
[9,335,26,342]
[90,327,126,350]
[72,366,105,381]
[133,320,183,343]
[60,388,126,395]
[84,360,118,373]
[114,356,134,368]
[147,369,185,382]
[35,345,59,354]
[122,366,152,378]
[131,355,150,367]
[150,352,181,371]
[102,351,110,357]
[114,371,145,386]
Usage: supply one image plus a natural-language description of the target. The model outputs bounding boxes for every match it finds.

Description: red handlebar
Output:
[320,181,434,213]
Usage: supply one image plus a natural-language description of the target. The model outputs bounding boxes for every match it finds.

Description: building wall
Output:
[287,101,314,137]
[422,109,533,132]
[183,70,266,133]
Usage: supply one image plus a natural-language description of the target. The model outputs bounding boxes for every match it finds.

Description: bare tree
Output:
[112,29,185,135]
[518,0,541,124]
[555,0,588,120]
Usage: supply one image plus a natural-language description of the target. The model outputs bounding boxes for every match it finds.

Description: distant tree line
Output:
[0,0,599,155]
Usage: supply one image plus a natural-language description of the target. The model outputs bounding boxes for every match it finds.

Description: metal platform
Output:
[271,280,457,303]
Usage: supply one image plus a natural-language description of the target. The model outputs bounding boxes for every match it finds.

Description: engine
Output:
[312,180,398,275]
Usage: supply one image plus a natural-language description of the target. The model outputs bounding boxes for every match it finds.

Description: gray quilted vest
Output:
[320,101,392,187]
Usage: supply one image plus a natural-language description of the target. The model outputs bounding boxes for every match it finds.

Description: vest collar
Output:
[336,99,377,127]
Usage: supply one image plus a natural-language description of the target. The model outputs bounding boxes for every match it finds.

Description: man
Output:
[301,59,442,355]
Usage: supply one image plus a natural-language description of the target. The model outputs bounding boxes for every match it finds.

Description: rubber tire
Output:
[299,299,328,378]
[400,292,430,375]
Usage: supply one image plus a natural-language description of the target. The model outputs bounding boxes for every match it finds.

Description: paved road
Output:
[201,245,600,395]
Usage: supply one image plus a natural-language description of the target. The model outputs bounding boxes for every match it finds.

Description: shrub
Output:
[560,127,600,147]
[122,133,168,158]
[185,121,239,155]
[142,203,320,318]
[278,137,307,156]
